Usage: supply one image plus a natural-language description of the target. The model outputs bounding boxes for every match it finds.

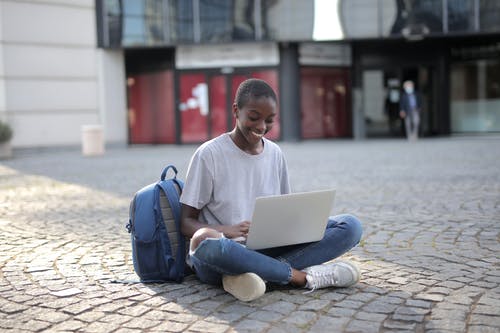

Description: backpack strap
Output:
[157,179,186,282]
[160,165,178,181]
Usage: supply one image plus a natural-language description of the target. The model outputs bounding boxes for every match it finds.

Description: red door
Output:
[301,68,351,139]
[128,70,175,144]
[209,75,228,138]
[179,73,209,143]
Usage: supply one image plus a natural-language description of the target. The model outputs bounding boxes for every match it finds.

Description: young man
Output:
[180,78,362,301]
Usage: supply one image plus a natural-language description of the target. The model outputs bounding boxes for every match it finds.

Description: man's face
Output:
[233,96,277,146]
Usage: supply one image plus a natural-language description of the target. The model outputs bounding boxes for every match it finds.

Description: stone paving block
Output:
[327,306,357,317]
[266,322,305,333]
[232,319,270,332]
[62,300,96,315]
[392,313,425,322]
[247,310,284,322]
[50,287,84,299]
[149,321,189,332]
[362,299,401,314]
[415,293,445,302]
[354,311,387,323]
[405,299,432,308]
[49,319,87,331]
[425,318,466,331]
[98,313,133,325]
[469,314,500,330]
[383,319,417,330]
[262,300,297,315]
[318,291,347,301]
[474,305,499,316]
[117,304,150,317]
[205,311,246,324]
[468,325,500,333]
[74,310,106,322]
[188,320,230,333]
[345,319,381,333]
[308,315,349,332]
[282,310,317,326]
[298,299,330,311]
[85,321,121,332]
[0,301,29,314]
[123,318,163,330]
[395,306,431,316]
[332,299,364,309]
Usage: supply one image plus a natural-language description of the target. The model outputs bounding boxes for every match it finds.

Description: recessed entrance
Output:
[362,66,435,138]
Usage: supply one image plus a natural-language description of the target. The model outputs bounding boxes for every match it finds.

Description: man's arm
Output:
[180,204,250,239]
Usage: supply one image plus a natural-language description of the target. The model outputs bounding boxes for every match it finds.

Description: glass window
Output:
[121,0,165,46]
[231,0,256,41]
[388,0,443,37]
[262,0,314,41]
[451,60,500,132]
[175,0,195,43]
[199,1,234,42]
[103,0,123,47]
[340,0,381,38]
[448,0,474,32]
[479,0,500,32]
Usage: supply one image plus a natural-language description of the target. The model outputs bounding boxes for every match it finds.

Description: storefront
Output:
[97,0,500,146]
[450,40,500,133]
[124,42,352,144]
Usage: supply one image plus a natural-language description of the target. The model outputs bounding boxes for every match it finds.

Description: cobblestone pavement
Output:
[1,137,499,333]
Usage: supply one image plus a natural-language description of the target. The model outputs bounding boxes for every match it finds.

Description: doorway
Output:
[362,66,434,137]
[300,67,351,139]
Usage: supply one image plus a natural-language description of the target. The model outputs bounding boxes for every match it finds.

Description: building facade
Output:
[1,0,499,148]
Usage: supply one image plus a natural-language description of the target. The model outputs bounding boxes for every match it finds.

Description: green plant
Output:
[0,121,13,143]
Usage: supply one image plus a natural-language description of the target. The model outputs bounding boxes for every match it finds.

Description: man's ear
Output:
[232,103,239,118]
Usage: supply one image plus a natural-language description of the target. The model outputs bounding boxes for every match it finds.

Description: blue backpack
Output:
[126,165,189,282]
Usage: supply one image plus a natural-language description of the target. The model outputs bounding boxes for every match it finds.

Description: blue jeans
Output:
[189,214,363,285]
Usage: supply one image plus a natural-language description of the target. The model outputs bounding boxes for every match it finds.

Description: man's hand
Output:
[400,111,406,119]
[221,221,251,239]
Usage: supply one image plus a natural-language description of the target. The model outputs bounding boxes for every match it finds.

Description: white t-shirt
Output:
[180,133,291,226]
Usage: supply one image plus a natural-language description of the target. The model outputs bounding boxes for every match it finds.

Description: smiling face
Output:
[230,79,278,154]
[231,96,277,154]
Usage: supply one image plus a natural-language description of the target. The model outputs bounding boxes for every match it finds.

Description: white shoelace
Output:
[303,266,339,293]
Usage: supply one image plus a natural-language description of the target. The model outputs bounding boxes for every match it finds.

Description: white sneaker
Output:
[222,273,266,302]
[303,260,360,291]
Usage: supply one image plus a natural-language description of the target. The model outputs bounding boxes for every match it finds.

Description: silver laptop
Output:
[244,189,335,250]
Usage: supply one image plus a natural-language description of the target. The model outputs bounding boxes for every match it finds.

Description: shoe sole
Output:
[222,273,266,302]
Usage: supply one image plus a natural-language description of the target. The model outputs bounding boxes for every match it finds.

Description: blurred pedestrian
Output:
[399,80,421,141]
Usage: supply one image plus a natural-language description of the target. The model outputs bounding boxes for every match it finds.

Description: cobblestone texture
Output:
[1,137,499,332]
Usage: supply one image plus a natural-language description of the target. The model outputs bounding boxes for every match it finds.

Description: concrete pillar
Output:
[279,43,301,141]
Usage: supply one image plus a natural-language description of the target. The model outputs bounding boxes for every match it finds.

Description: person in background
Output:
[400,80,421,141]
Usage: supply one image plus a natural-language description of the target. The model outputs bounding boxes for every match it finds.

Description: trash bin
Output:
[81,125,104,156]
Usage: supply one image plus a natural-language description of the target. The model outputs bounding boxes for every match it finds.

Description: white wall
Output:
[97,49,127,145]
[0,0,126,148]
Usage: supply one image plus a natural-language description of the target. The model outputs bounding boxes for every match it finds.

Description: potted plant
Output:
[0,120,13,159]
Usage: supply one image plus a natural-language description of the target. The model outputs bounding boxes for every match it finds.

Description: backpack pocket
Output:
[131,230,169,281]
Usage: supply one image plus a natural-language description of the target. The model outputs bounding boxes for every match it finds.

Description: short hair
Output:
[235,78,277,109]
